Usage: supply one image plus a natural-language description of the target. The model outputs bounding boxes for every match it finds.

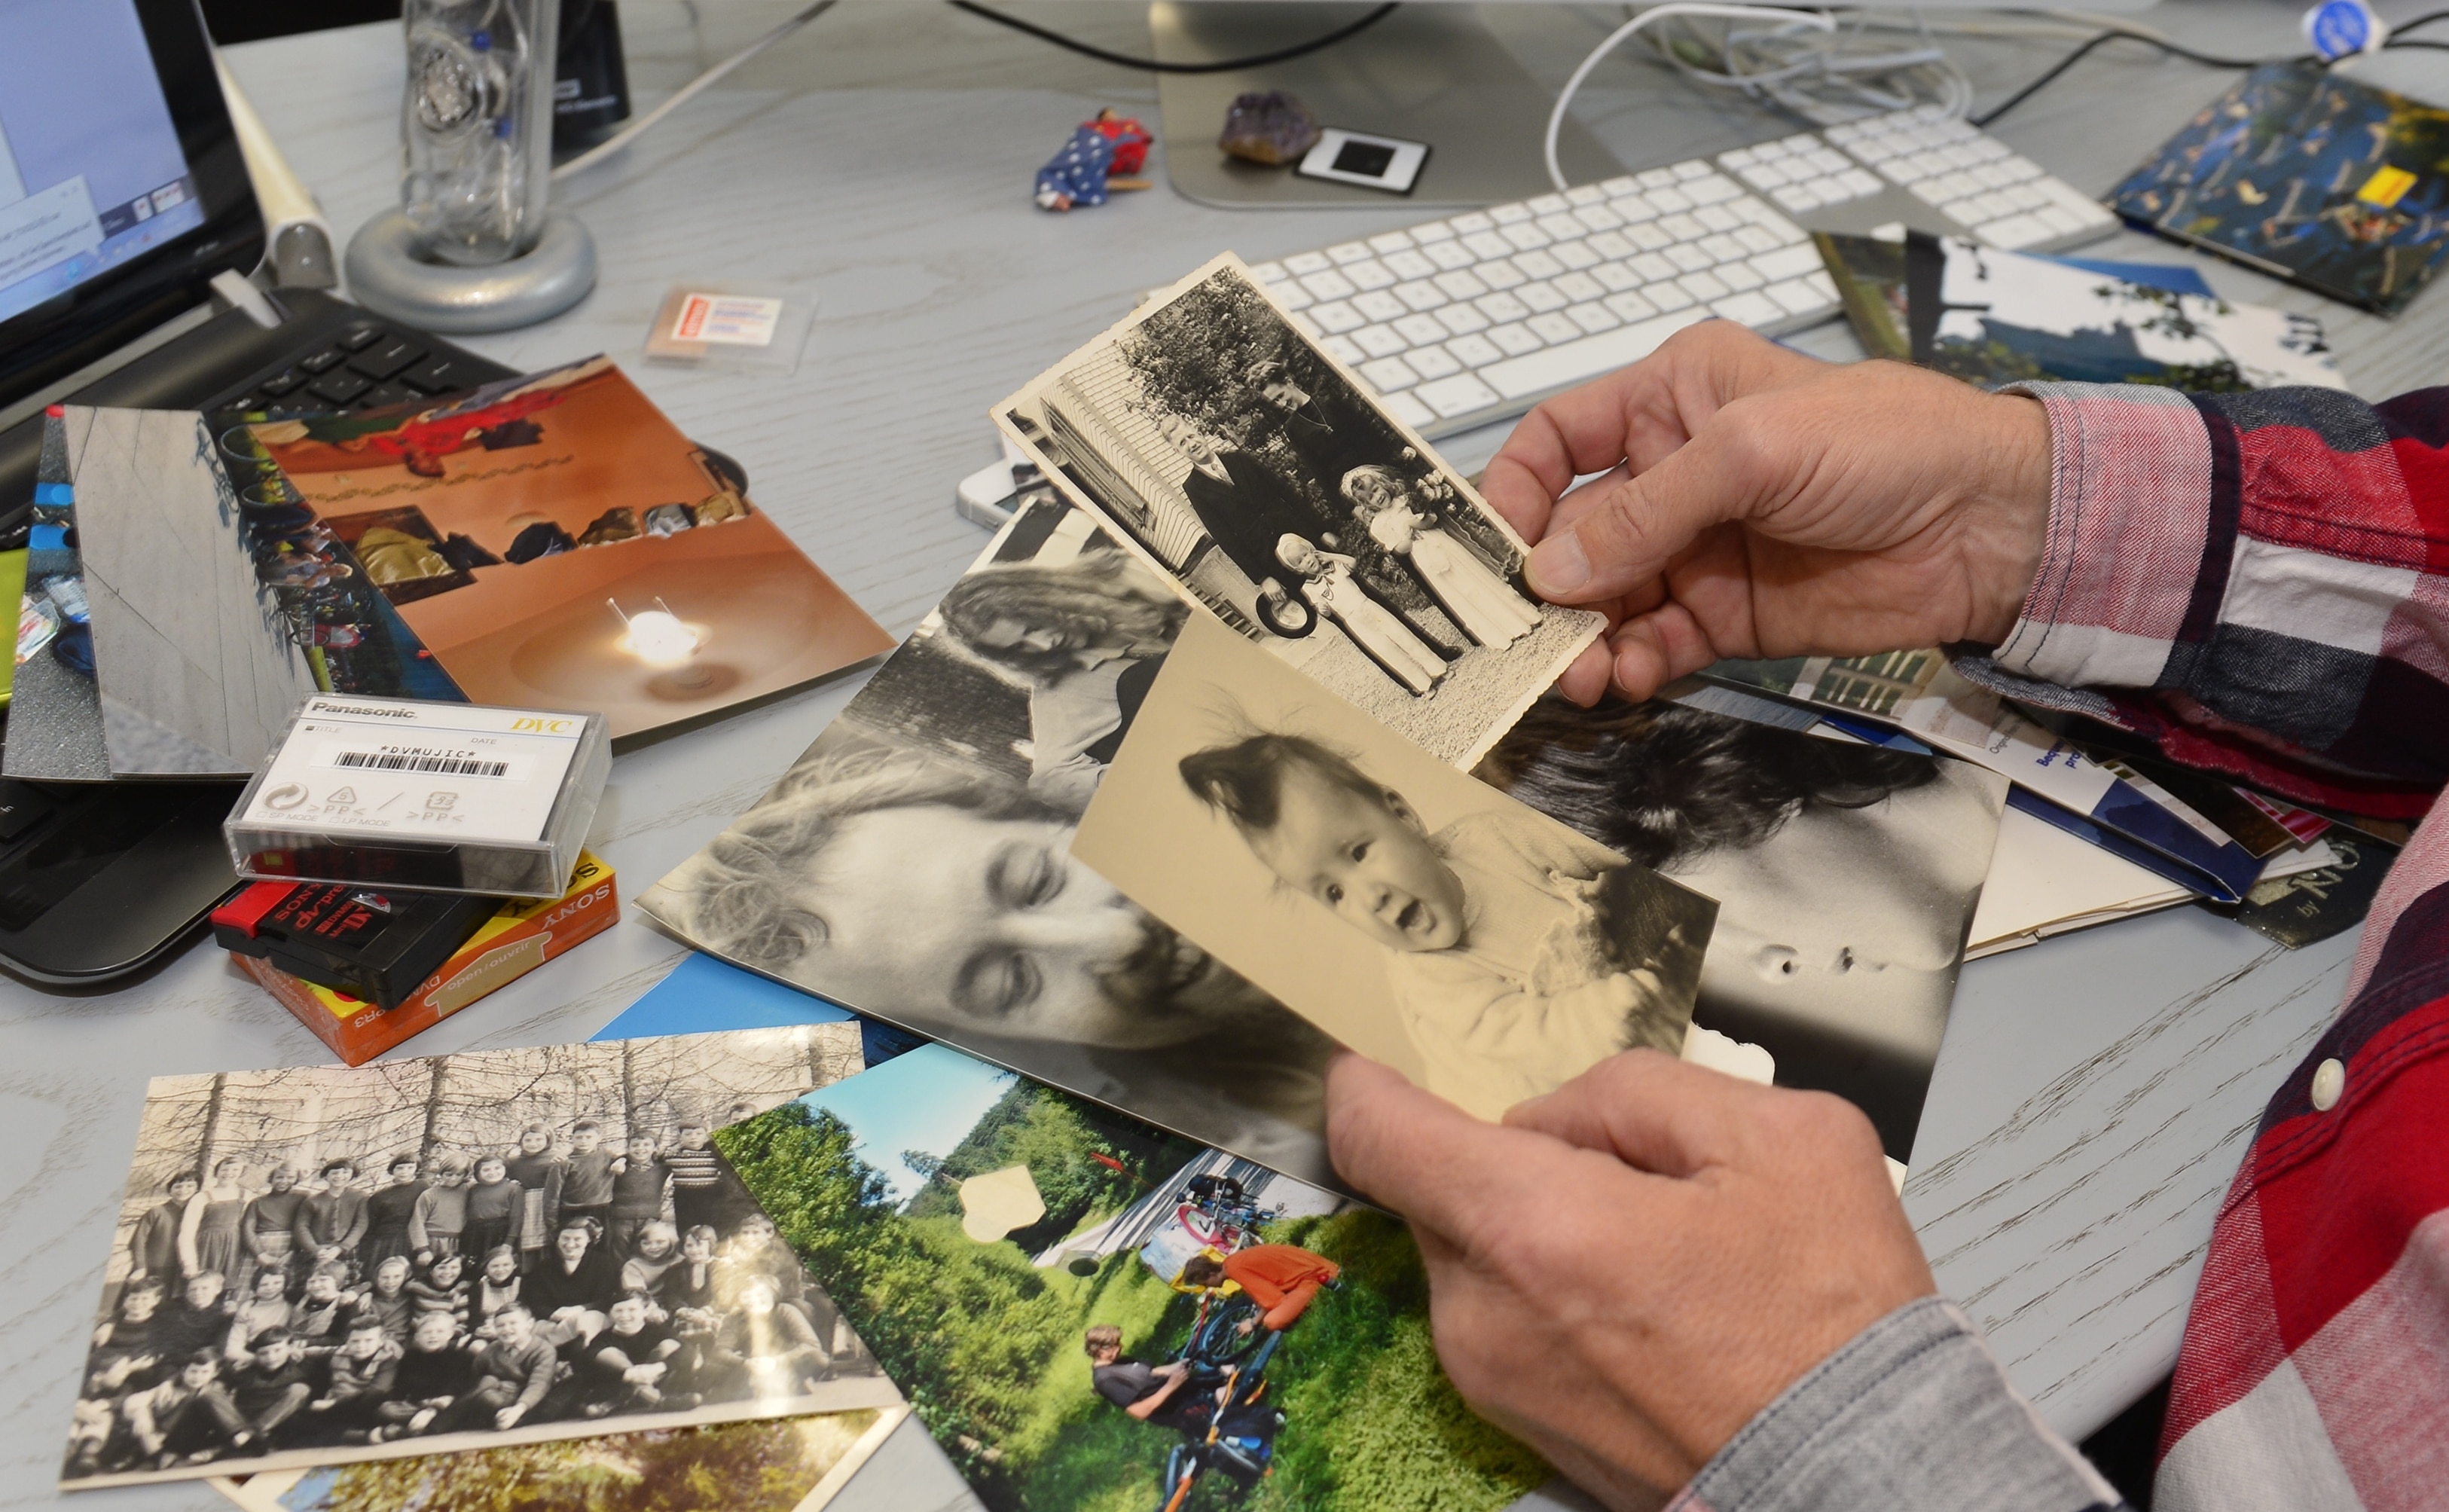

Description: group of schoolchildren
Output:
[69,1113,844,1477]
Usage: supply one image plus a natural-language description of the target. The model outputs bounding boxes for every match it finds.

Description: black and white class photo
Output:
[996,255,1602,768]
[66,1028,896,1489]
[641,496,1345,1190]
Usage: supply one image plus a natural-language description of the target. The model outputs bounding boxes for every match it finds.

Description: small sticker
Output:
[2357,164,2417,209]
[670,293,784,347]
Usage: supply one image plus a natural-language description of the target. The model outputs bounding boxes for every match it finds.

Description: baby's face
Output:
[1249,763,1465,952]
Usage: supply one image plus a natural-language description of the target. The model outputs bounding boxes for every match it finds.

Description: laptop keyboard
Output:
[209,322,498,416]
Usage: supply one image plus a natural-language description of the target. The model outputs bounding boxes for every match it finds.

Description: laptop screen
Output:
[0,0,208,327]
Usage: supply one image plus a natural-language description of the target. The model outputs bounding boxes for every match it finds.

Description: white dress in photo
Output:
[1370,505,1541,649]
[1299,553,1447,694]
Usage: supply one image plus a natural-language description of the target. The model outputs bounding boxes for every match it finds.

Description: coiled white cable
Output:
[1544,4,1839,192]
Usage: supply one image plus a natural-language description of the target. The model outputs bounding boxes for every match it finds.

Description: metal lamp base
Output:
[344,209,597,333]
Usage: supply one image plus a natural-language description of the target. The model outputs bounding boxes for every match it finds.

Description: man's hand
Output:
[1327,1051,1934,1507]
[1482,322,2053,704]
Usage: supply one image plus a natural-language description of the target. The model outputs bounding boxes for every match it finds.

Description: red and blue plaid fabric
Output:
[1991,383,2449,1511]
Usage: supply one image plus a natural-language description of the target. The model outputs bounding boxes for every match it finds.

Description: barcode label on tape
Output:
[333,750,511,777]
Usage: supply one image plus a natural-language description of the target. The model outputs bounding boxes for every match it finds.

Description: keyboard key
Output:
[1383,249,1437,279]
[1311,299,1365,333]
[1449,211,1496,234]
[1487,322,1544,356]
[1636,167,1676,189]
[1644,280,1696,313]
[1511,249,1565,280]
[1474,257,1527,290]
[1475,291,1531,323]
[1319,333,1366,365]
[1368,231,1417,254]
[1435,303,1489,335]
[1354,323,1410,357]
[337,326,387,350]
[1270,283,1315,312]
[1550,240,1599,270]
[1603,289,1659,322]
[2013,209,2072,244]
[1501,223,1553,252]
[1360,356,1418,391]
[1404,346,1462,380]
[1345,258,1396,291]
[1629,252,1678,283]
[1461,231,1512,261]
[1566,301,1620,334]
[1535,213,1583,241]
[1647,185,1694,213]
[1489,203,1533,225]
[1665,243,1712,273]
[0,783,56,840]
[1592,261,1641,293]
[1838,168,1883,197]
[356,382,417,409]
[1751,243,1823,282]
[1573,204,1623,233]
[1394,280,1448,312]
[1411,220,1457,243]
[1660,212,1706,242]
[1565,184,1607,205]
[1394,312,1449,345]
[1479,309,1709,401]
[308,369,374,405]
[1327,240,1373,264]
[1626,221,1672,252]
[1553,270,1605,303]
[1673,158,1712,179]
[1446,332,1503,366]
[1425,240,1479,271]
[1694,203,1741,234]
[1587,231,1634,259]
[299,346,350,374]
[1715,262,1765,292]
[1609,192,1660,224]
[1677,270,1732,301]
[1527,310,1581,343]
[1299,269,1357,301]
[1517,281,1568,313]
[1774,184,1822,211]
[1415,371,1503,419]
[1248,260,1289,283]
[1735,224,1782,254]
[1432,268,1490,301]
[1699,234,1747,264]
[1382,389,1437,428]
[1763,277,1830,316]
[1288,310,1321,337]
[1354,289,1407,322]
[1599,175,1639,195]
[259,367,308,396]
[1284,251,1333,274]
[1528,192,1571,215]
[348,337,426,380]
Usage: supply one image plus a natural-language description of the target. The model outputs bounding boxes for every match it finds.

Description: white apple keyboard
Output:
[1250,105,2121,438]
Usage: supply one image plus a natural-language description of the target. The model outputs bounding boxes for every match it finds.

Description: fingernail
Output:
[1528,530,1589,597]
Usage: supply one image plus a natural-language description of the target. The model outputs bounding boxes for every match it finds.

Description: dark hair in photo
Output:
[1476,700,1940,871]
[1178,1253,1228,1288]
[936,548,1186,684]
[1083,1321,1122,1356]
[1180,732,1387,837]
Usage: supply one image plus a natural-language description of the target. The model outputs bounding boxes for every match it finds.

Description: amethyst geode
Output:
[1219,90,1321,166]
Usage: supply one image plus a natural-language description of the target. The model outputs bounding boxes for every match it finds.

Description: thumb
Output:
[1501,1049,1767,1178]
[1523,409,1783,603]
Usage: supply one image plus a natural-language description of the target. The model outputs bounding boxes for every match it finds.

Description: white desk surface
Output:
[9,5,2444,1507]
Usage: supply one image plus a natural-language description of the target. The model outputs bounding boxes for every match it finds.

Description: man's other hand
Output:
[1327,1051,1935,1507]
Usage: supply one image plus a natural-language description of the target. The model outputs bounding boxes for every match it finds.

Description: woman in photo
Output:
[1477,698,2003,1153]
[936,547,1187,808]
[1344,466,1541,652]
[178,1157,251,1294]
[1274,534,1447,695]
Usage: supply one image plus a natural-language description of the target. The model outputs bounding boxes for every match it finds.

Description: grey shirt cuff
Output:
[1672,1297,2127,1512]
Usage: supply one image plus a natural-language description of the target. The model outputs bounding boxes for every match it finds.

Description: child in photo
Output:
[408,1153,471,1260]
[460,1154,521,1262]
[1177,1243,1340,1333]
[609,1130,672,1257]
[359,1155,426,1276]
[1272,536,1447,695]
[127,1171,197,1293]
[239,1166,306,1299]
[182,1157,252,1289]
[353,1255,416,1343]
[227,1267,293,1355]
[558,1119,616,1239]
[1181,732,1705,1118]
[503,1123,564,1275]
[474,1244,523,1334]
[157,1271,234,1362]
[408,1251,472,1329]
[664,1119,731,1233]
[202,1327,313,1451]
[301,1159,367,1280]
[1342,466,1541,651]
[290,1269,351,1344]
[619,1220,683,1305]
[371,1309,473,1442]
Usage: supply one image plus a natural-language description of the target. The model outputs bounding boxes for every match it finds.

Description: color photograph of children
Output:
[713,1042,1550,1512]
[1076,616,1715,1121]
[60,1027,895,1489]
[995,255,1603,767]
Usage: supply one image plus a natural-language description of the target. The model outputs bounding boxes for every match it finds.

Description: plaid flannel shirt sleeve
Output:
[1965,383,2449,1511]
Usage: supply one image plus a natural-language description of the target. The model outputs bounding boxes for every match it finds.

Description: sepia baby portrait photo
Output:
[1076,616,1718,1122]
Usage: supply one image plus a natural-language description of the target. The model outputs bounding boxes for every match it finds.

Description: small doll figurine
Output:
[1034,109,1153,212]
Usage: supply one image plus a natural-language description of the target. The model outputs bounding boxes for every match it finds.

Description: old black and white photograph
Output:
[994,255,1602,768]
[1476,693,2008,1159]
[1076,616,1715,1123]
[640,496,1343,1187]
[65,1027,896,1489]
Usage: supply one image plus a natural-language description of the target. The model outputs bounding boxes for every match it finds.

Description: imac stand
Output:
[1151,2,1623,209]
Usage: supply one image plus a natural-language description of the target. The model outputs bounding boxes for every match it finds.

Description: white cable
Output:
[553,0,837,181]
[1546,5,1838,191]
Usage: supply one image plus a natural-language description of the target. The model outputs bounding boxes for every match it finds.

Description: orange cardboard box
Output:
[237,851,618,1064]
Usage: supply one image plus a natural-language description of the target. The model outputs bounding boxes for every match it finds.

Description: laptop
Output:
[0,0,516,983]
